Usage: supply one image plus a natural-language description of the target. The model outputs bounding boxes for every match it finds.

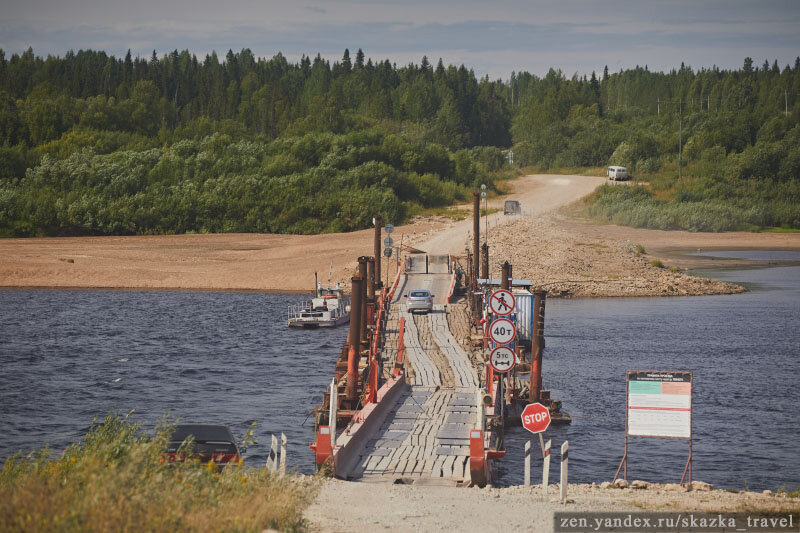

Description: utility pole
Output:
[786,90,789,117]
[657,97,660,116]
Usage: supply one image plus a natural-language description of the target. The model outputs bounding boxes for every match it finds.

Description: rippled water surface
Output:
[500,251,800,490]
[0,290,342,471]
[1,251,798,490]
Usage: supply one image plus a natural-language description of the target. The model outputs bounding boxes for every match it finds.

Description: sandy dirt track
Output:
[417,174,606,255]
[1,173,798,293]
[303,479,798,532]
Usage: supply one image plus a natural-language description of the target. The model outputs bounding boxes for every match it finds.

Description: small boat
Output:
[288,268,350,328]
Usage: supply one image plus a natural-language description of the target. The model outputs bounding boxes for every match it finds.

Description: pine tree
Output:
[355,49,365,70]
[342,49,352,73]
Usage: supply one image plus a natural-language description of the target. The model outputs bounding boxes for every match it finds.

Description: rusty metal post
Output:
[346,275,363,404]
[373,215,382,289]
[366,256,376,330]
[473,192,480,289]
[530,290,546,402]
[367,257,376,301]
[358,256,369,349]
[501,261,511,290]
[481,243,489,281]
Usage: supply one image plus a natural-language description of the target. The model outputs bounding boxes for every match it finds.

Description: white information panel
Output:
[626,371,692,439]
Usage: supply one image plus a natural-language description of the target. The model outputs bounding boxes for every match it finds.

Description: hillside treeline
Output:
[510,59,800,230]
[1,47,799,235]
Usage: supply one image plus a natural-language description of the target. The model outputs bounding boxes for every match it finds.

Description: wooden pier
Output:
[310,204,564,486]
[349,301,479,482]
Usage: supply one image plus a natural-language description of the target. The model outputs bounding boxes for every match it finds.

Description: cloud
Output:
[1,0,798,78]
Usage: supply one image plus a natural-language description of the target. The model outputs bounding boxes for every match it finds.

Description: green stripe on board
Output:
[628,380,662,394]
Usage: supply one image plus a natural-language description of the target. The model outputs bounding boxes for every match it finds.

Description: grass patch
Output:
[0,412,316,532]
[634,244,646,255]
[649,259,665,268]
[408,206,471,221]
[761,227,800,233]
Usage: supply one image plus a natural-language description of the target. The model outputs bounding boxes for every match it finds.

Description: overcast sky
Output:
[2,0,799,79]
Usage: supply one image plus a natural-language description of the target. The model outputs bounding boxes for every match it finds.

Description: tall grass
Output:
[0,412,316,532]
[584,184,800,232]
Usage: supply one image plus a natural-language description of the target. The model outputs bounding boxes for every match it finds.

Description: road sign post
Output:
[521,402,551,434]
[489,289,515,316]
[489,317,515,345]
[489,346,516,373]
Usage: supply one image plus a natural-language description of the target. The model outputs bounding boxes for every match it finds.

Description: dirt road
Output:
[417,174,606,255]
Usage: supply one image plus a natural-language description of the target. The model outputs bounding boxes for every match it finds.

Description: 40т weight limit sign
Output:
[489,317,516,345]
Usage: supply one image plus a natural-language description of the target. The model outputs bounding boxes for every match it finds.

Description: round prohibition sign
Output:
[489,317,516,345]
[489,346,516,373]
[489,289,515,316]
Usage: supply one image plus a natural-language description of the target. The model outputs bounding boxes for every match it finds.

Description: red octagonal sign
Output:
[521,403,551,434]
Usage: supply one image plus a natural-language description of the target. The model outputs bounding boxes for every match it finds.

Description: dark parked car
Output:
[162,424,241,464]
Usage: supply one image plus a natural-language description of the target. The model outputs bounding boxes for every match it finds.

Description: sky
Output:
[1,0,799,79]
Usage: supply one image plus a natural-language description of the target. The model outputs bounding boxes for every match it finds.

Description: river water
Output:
[1,251,798,490]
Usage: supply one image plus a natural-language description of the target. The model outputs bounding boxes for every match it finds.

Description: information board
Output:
[626,371,692,439]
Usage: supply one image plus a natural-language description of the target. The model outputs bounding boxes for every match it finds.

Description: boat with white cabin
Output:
[287,269,350,328]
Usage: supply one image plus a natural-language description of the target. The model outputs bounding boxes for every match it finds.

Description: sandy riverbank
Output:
[1,174,799,294]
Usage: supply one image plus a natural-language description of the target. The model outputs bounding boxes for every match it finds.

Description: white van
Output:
[607,166,628,181]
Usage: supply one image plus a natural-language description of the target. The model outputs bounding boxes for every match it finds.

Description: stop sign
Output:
[521,403,551,434]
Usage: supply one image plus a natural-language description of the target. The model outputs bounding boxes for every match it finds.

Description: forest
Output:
[0,47,799,235]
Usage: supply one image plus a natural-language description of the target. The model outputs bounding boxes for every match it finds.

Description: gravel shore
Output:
[482,214,747,297]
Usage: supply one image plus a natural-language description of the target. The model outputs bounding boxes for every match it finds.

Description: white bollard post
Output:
[329,378,337,449]
[542,437,551,495]
[524,440,531,487]
[269,434,278,472]
[279,433,287,475]
[560,441,569,502]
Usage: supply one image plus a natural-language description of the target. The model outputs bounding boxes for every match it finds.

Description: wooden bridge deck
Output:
[349,303,479,483]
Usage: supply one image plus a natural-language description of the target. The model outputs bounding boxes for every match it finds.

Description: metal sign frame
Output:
[488,317,515,345]
[489,289,515,316]
[614,370,693,486]
[489,346,516,373]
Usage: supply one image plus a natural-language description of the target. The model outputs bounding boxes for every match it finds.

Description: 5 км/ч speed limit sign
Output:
[489,317,516,345]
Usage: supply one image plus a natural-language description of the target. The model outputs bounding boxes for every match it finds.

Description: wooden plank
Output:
[442,456,457,478]
[431,455,446,477]
[363,448,393,457]
[445,413,475,424]
[438,438,470,446]
[435,447,470,456]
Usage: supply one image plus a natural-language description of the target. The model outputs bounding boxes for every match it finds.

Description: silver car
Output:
[406,289,434,314]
